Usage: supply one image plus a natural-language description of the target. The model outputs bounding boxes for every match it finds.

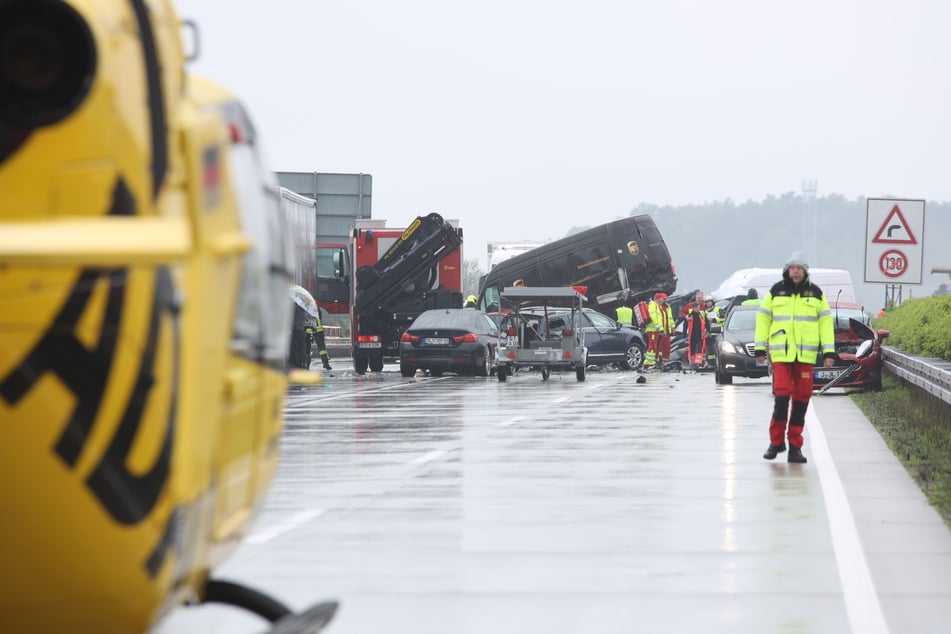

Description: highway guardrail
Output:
[882,345,951,406]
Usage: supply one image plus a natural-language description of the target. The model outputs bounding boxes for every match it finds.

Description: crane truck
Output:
[314,213,464,373]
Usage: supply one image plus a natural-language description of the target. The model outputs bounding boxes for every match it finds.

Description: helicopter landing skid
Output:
[202,579,338,633]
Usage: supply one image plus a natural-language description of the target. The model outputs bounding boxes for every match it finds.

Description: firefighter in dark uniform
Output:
[288,303,313,369]
[314,314,332,370]
[754,254,835,463]
[289,304,332,370]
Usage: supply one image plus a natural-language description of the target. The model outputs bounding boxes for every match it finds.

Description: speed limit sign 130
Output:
[865,199,924,284]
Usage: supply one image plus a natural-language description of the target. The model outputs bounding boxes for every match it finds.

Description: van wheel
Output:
[354,356,369,375]
[497,366,508,382]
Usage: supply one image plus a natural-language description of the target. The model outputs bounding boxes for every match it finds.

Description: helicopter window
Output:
[225,102,293,364]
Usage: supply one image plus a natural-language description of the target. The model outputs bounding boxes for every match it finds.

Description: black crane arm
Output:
[355,213,462,317]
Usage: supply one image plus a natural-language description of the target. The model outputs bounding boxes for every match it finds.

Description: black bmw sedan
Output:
[399,309,499,377]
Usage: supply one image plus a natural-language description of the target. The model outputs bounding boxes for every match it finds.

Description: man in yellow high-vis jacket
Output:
[754,254,835,463]
[644,292,675,368]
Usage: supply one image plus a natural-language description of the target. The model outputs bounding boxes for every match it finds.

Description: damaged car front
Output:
[813,317,890,392]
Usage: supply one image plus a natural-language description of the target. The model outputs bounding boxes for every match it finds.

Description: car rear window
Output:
[411,309,473,329]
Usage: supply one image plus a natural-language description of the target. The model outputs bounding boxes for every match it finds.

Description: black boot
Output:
[763,442,787,460]
[788,446,807,463]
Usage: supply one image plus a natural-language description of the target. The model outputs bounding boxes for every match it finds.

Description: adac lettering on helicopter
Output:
[0,172,181,579]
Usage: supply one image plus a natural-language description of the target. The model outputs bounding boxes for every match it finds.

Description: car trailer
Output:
[494,286,588,382]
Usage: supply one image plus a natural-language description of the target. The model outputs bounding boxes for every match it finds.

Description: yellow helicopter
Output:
[0,0,334,631]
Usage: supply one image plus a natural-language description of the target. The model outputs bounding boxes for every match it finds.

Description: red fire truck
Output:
[314,213,463,373]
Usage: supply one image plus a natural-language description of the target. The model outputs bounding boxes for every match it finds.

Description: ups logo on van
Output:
[627,241,639,256]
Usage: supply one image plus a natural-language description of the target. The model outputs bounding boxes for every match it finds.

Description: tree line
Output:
[632,194,951,311]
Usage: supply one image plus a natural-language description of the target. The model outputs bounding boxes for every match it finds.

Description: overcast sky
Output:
[176,0,951,270]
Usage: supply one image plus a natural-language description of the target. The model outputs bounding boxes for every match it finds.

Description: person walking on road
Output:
[644,292,675,369]
[754,254,835,463]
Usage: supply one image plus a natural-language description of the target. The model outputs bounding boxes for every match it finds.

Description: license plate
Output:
[424,337,449,345]
[814,369,840,380]
[358,342,382,349]
[505,336,519,347]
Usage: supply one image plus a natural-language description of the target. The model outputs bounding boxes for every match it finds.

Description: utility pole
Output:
[801,179,818,265]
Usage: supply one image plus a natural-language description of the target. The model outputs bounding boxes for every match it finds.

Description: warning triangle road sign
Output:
[872,204,918,244]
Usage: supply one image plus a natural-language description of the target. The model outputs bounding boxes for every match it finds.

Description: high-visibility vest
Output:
[754,281,834,364]
[616,305,633,325]
[646,301,674,334]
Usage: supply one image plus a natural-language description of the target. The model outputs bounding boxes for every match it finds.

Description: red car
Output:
[812,302,890,392]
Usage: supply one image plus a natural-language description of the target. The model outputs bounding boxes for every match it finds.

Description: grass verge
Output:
[850,374,951,529]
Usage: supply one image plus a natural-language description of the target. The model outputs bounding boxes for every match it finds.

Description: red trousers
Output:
[645,331,670,366]
[769,361,814,448]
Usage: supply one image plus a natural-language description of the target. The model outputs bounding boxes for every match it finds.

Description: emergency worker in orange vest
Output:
[644,292,675,368]
[679,291,709,368]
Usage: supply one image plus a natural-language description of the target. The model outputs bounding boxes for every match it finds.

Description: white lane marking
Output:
[289,377,446,404]
[409,449,446,466]
[244,509,325,545]
[553,396,571,403]
[807,406,889,634]
[498,416,525,427]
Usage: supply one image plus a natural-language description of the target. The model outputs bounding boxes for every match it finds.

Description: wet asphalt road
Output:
[154,365,951,634]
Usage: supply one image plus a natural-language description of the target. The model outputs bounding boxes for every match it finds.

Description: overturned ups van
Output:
[478,216,678,317]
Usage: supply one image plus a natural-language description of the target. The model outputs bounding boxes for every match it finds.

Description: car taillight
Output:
[452,333,477,343]
[357,335,380,343]
[400,332,421,343]
[562,328,574,336]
